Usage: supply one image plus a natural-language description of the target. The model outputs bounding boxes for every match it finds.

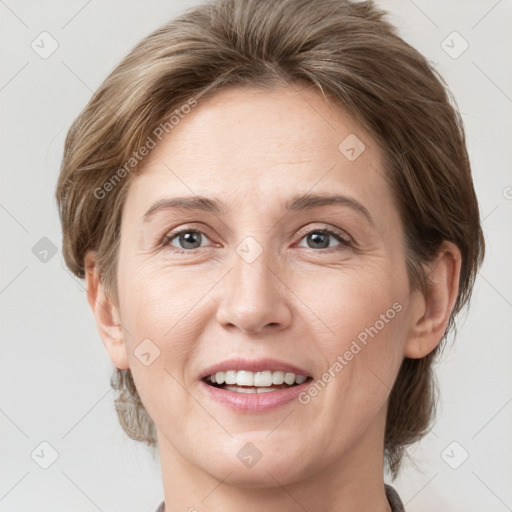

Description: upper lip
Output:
[199,358,312,381]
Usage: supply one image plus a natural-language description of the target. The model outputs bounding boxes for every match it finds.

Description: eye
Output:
[163,228,213,252]
[296,227,351,251]
[162,225,352,253]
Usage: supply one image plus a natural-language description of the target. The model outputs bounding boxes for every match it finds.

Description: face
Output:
[113,85,416,486]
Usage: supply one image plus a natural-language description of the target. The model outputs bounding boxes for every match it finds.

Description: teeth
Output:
[236,370,254,387]
[207,370,308,387]
[224,386,280,393]
[284,373,295,385]
[254,370,272,386]
[272,372,285,385]
[225,370,237,385]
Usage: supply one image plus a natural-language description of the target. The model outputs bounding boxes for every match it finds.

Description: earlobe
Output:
[404,241,462,359]
[84,251,130,370]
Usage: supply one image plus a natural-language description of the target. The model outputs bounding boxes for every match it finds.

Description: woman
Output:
[55,0,485,510]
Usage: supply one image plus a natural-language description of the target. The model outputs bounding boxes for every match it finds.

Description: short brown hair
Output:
[55,0,485,477]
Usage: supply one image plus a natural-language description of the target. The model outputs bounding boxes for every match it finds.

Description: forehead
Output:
[125,85,393,221]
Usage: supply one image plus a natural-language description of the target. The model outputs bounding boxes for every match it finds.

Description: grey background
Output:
[1,0,511,510]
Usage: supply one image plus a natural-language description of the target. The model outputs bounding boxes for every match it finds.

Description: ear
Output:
[84,251,130,370]
[404,241,462,359]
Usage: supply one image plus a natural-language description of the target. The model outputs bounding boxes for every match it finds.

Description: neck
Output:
[157,406,392,512]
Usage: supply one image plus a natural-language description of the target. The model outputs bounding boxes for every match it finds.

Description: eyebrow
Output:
[142,193,374,226]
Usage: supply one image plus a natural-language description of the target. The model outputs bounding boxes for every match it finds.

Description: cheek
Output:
[117,270,202,438]
[119,245,407,404]
[119,258,223,343]
[118,260,204,404]
[116,261,229,417]
[303,265,407,406]
[297,259,407,347]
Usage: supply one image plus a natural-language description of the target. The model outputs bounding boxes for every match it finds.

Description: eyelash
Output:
[161,225,352,254]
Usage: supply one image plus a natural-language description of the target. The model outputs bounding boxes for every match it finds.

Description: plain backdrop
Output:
[1,1,511,511]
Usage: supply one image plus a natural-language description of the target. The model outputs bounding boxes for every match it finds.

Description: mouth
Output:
[201,370,313,394]
[198,358,314,411]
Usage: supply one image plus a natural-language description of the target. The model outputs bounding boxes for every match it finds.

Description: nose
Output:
[215,248,293,335]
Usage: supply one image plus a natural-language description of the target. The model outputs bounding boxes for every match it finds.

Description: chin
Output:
[194,437,316,489]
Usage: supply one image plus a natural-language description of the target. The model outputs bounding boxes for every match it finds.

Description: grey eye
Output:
[297,229,348,250]
[166,230,210,250]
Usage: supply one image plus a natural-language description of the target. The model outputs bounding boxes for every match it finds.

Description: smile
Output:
[203,369,309,393]
[200,371,313,412]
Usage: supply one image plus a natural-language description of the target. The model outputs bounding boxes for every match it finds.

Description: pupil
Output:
[309,232,328,249]
[181,232,201,249]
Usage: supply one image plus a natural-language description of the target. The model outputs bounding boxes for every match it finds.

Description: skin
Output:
[85,85,461,512]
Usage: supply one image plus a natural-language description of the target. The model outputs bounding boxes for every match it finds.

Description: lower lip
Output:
[199,379,312,412]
